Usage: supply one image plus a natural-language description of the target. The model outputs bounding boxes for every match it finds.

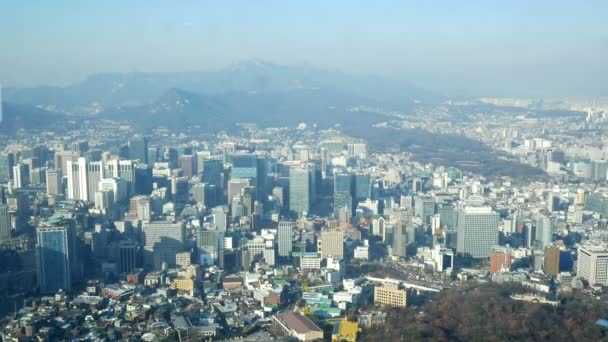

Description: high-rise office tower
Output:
[278,221,294,257]
[228,178,250,202]
[54,150,80,172]
[106,159,136,196]
[547,192,560,212]
[195,150,211,175]
[29,167,46,185]
[12,163,29,189]
[134,164,153,195]
[577,245,608,286]
[191,183,206,204]
[320,229,344,258]
[98,177,128,204]
[170,176,189,201]
[230,152,262,199]
[94,189,114,212]
[128,137,148,164]
[544,245,561,276]
[86,161,104,201]
[0,205,10,242]
[197,228,224,268]
[163,147,179,168]
[320,147,328,177]
[129,195,151,222]
[354,172,371,202]
[0,152,14,182]
[66,157,88,201]
[591,160,608,182]
[414,195,435,225]
[334,173,354,217]
[142,221,186,269]
[391,221,407,258]
[71,141,89,153]
[213,206,228,231]
[179,155,195,178]
[535,214,553,250]
[37,223,77,293]
[118,240,138,273]
[289,165,313,216]
[202,158,223,187]
[456,206,499,259]
[147,146,158,165]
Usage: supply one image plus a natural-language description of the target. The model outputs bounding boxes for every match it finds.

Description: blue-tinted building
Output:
[334,173,354,217]
[37,223,76,293]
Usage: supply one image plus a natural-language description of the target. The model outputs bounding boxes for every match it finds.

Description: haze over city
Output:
[2,1,607,97]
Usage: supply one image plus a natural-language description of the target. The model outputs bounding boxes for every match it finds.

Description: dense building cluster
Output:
[0,103,608,340]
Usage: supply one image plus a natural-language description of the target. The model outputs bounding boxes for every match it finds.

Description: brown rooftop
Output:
[275,311,322,334]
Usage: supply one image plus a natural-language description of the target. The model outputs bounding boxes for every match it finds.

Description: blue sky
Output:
[1,0,606,97]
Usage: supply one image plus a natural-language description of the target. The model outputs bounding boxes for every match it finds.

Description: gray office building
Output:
[278,221,294,257]
[0,205,10,242]
[289,165,314,216]
[456,206,499,259]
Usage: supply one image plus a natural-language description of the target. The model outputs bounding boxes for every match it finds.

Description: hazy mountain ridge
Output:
[3,61,440,116]
[0,102,68,132]
[101,85,390,130]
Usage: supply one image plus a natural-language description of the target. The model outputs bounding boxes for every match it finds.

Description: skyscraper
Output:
[334,173,353,217]
[278,221,294,257]
[178,155,195,178]
[0,205,10,242]
[535,214,553,250]
[354,172,371,202]
[202,158,223,187]
[128,137,148,164]
[212,206,228,231]
[66,157,88,201]
[12,163,29,188]
[456,207,499,259]
[54,150,79,172]
[0,152,14,182]
[106,159,136,196]
[147,146,158,165]
[118,240,138,274]
[134,164,153,195]
[197,228,225,268]
[544,245,561,276]
[289,165,313,216]
[87,161,104,201]
[391,222,407,258]
[414,195,435,225]
[37,223,77,293]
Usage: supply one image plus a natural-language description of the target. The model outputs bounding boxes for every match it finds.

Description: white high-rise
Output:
[577,244,608,286]
[106,160,136,195]
[98,177,128,204]
[87,161,104,201]
[535,214,553,250]
[67,157,88,201]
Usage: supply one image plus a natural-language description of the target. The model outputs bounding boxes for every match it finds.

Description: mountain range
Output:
[1,61,440,131]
